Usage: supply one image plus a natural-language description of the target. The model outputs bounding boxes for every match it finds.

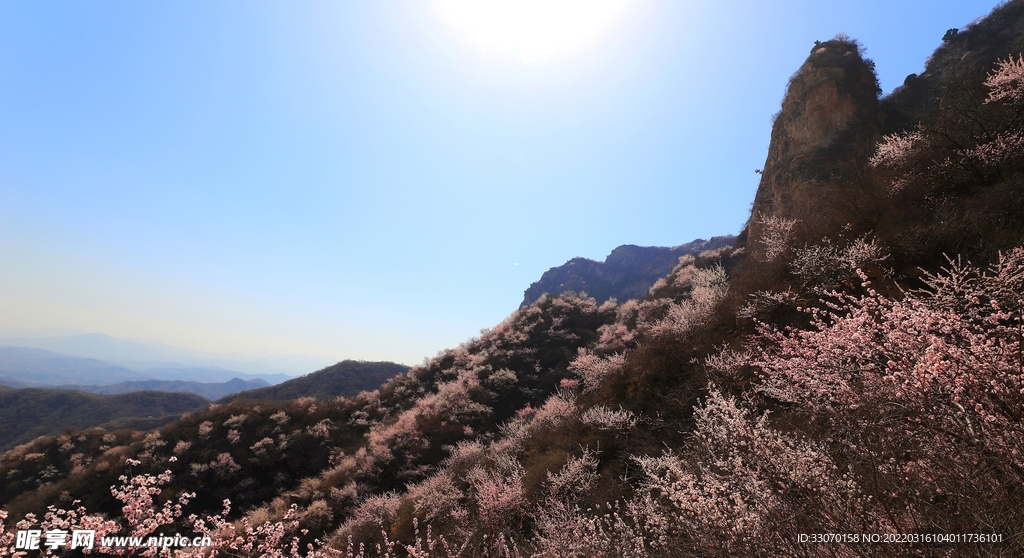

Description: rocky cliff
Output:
[743,38,883,257]
[520,235,734,307]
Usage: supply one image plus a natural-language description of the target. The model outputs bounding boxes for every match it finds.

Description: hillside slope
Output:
[0,387,207,451]
[220,360,409,403]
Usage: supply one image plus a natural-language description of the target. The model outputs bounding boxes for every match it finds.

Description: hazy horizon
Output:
[0,327,332,376]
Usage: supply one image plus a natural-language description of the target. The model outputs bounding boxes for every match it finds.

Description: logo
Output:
[15,529,95,550]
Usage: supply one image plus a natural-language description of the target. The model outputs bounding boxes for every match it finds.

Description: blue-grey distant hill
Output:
[0,347,151,386]
[0,347,273,398]
[0,348,288,387]
[0,330,325,379]
[521,235,734,308]
[60,377,269,400]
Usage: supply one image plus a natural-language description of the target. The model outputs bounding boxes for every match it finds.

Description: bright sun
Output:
[434,0,629,62]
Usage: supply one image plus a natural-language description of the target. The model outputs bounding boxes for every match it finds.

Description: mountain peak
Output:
[743,36,883,257]
[520,235,734,308]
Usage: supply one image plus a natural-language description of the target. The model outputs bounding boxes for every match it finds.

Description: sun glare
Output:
[435,0,629,62]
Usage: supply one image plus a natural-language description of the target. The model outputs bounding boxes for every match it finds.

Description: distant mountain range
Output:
[61,377,269,401]
[521,235,734,308]
[0,328,332,377]
[0,349,408,452]
[0,347,288,393]
[0,347,148,386]
[0,352,408,451]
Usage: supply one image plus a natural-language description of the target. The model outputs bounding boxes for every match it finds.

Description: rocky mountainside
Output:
[520,235,734,308]
[887,2,1024,124]
[743,5,1024,263]
[741,38,883,257]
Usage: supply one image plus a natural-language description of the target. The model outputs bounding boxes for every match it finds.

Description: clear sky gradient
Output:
[0,0,1004,366]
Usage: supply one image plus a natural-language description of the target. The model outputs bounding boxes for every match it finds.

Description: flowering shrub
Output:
[736,289,797,320]
[579,405,638,432]
[188,499,339,558]
[468,464,527,531]
[755,215,798,262]
[984,53,1024,103]
[747,266,1024,535]
[568,349,626,393]
[870,54,1024,194]
[645,264,728,338]
[790,237,888,289]
[0,460,203,557]
[197,421,213,439]
[334,491,403,546]
[915,247,1024,316]
[189,452,241,479]
[250,437,275,457]
[406,472,467,527]
[223,414,248,429]
[648,255,696,298]
[631,391,865,557]
[533,500,649,558]
[306,420,334,440]
[868,130,925,169]
[530,394,576,427]
[544,450,599,500]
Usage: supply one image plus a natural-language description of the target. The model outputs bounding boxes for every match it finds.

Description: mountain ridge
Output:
[0,346,288,390]
[0,331,326,378]
[59,377,269,400]
[220,360,410,402]
[520,235,734,308]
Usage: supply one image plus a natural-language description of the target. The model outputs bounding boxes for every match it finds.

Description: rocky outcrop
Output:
[520,236,734,307]
[744,38,883,257]
[886,1,1024,127]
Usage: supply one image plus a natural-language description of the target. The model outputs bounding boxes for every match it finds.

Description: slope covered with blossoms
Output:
[4,2,1024,556]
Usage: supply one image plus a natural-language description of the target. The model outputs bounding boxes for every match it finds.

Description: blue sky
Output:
[0,0,1004,366]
